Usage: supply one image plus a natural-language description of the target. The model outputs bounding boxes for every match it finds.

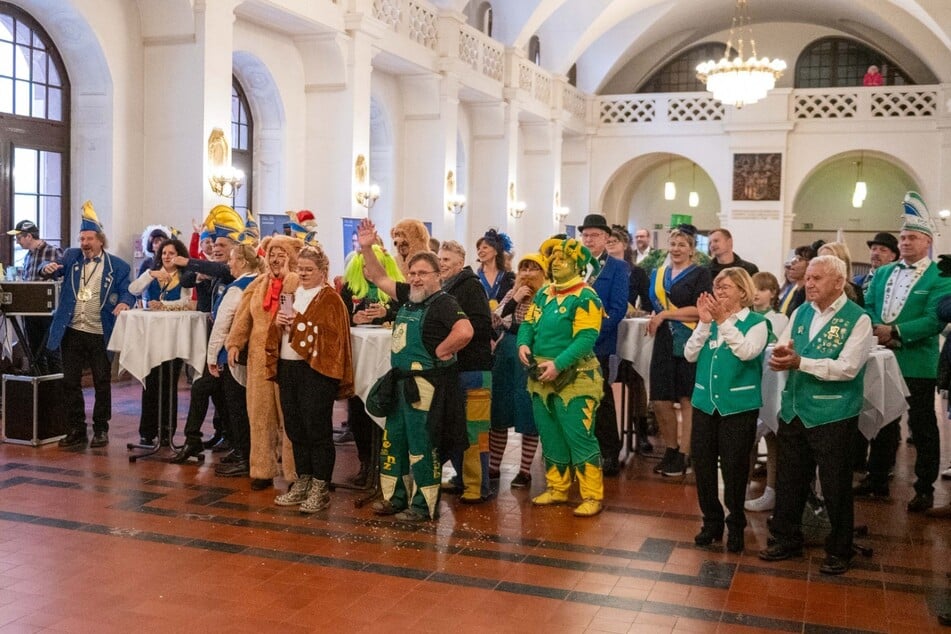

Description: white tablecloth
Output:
[107,310,208,386]
[617,316,910,440]
[761,347,909,440]
[616,317,652,380]
[350,326,392,427]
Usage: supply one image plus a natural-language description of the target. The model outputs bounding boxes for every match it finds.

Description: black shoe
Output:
[819,554,851,575]
[170,441,204,464]
[202,433,223,450]
[727,531,744,553]
[653,447,678,474]
[694,525,723,546]
[89,431,109,448]
[758,542,803,561]
[348,464,370,488]
[662,452,690,477]
[938,612,951,626]
[853,479,889,498]
[371,499,403,516]
[602,455,620,477]
[250,478,273,491]
[636,436,653,455]
[334,430,354,445]
[220,450,241,464]
[139,436,156,447]
[58,430,87,448]
[907,492,934,513]
[211,438,232,453]
[215,460,249,477]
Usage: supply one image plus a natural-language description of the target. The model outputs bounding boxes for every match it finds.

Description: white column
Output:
[467,102,510,240]
[518,120,563,254]
[140,1,237,233]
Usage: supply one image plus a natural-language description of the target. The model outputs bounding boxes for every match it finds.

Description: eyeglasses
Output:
[606,239,620,246]
[407,270,437,279]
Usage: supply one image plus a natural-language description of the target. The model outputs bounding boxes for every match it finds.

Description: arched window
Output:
[567,63,577,87]
[528,35,540,66]
[795,38,912,88]
[0,2,69,267]
[231,76,252,217]
[637,42,724,93]
[480,2,493,37]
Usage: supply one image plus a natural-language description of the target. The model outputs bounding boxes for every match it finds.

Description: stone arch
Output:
[596,152,721,233]
[233,51,285,215]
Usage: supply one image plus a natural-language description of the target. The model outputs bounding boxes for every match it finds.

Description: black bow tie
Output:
[83,256,102,264]
[895,262,910,270]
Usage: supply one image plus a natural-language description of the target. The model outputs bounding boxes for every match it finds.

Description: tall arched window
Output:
[231,76,252,218]
[479,2,493,37]
[637,43,723,93]
[567,63,577,87]
[528,35,541,66]
[795,38,912,88]
[0,2,69,267]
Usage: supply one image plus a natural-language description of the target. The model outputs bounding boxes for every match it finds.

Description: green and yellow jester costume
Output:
[517,237,605,517]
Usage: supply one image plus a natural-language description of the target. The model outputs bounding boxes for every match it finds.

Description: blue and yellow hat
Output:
[203,204,245,241]
[80,201,103,233]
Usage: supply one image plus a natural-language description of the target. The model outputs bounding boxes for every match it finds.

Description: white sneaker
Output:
[744,486,775,512]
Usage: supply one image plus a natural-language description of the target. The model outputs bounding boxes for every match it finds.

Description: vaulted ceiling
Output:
[476,0,951,92]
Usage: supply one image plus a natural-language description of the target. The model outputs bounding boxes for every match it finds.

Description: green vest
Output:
[779,300,865,428]
[391,291,454,372]
[691,311,767,416]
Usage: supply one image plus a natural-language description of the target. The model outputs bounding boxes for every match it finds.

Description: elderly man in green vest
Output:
[855,192,951,513]
[759,255,872,575]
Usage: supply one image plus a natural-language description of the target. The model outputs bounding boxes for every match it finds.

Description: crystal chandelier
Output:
[695,0,786,108]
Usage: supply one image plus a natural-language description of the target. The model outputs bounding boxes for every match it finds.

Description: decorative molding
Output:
[732,209,780,221]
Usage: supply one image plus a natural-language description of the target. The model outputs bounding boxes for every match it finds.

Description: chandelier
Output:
[695,0,786,108]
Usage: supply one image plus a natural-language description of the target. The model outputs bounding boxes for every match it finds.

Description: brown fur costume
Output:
[390,219,431,277]
[226,235,304,482]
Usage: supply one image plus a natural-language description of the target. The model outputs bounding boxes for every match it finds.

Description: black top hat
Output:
[866,232,899,257]
[578,213,611,233]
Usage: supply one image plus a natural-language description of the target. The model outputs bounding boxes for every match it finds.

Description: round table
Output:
[616,317,910,440]
[350,325,393,427]
[107,309,209,384]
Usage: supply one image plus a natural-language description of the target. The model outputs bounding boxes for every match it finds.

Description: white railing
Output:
[562,83,586,119]
[516,57,553,105]
[457,22,504,82]
[371,0,438,51]
[793,86,939,119]
[598,86,945,125]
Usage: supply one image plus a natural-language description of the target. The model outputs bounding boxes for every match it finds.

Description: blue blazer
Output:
[590,255,630,358]
[47,248,135,356]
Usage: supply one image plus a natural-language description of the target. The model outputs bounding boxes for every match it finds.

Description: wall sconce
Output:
[664,159,676,201]
[445,170,466,214]
[554,206,569,223]
[852,153,867,208]
[688,163,699,208]
[209,165,245,198]
[356,183,381,209]
[508,182,525,219]
[939,209,950,223]
[207,127,244,198]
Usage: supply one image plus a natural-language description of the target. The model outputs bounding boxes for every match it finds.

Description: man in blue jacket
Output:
[580,213,630,475]
[42,202,134,449]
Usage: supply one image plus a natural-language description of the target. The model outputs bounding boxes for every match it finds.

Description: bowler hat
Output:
[866,232,899,257]
[578,213,611,233]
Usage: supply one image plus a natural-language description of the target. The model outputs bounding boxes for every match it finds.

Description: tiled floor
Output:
[1,380,950,633]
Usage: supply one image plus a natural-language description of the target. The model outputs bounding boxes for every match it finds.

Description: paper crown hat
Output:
[901,191,936,237]
[80,201,103,233]
[203,204,245,240]
[539,236,598,277]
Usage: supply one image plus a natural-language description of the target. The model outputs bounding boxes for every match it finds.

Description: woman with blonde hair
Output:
[817,242,863,306]
[685,267,769,553]
[273,245,354,512]
[646,225,712,477]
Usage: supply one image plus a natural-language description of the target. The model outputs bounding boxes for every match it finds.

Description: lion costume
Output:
[390,219,431,277]
[226,234,304,482]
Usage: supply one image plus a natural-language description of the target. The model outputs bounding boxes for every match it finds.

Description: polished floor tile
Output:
[0,380,949,632]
